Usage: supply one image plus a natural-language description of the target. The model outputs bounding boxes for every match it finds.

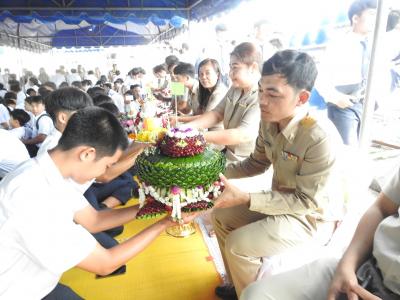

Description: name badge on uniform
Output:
[281,151,298,161]
[238,101,247,108]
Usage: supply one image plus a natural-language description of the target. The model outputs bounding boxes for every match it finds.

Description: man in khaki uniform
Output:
[213,50,345,299]
[241,166,400,300]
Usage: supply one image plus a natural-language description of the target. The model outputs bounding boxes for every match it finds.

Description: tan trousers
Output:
[240,257,339,300]
[212,205,332,297]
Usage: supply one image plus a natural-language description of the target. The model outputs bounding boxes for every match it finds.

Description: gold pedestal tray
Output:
[166,221,196,238]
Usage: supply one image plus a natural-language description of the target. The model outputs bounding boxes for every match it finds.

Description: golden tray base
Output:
[166,221,196,238]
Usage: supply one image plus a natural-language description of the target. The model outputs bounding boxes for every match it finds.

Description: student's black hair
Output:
[129,67,141,76]
[4,91,17,101]
[10,109,31,126]
[26,88,36,96]
[41,81,57,91]
[0,83,4,90]
[71,81,83,90]
[165,55,179,68]
[57,107,128,158]
[130,84,141,90]
[103,82,112,89]
[45,87,93,121]
[92,94,113,106]
[262,50,318,92]
[25,95,44,104]
[82,79,92,86]
[153,64,167,74]
[9,80,21,93]
[231,42,262,71]
[98,102,120,116]
[173,62,195,78]
[87,86,106,99]
[348,0,377,25]
[59,82,69,89]
[197,58,222,112]
[38,86,52,100]
[114,78,124,84]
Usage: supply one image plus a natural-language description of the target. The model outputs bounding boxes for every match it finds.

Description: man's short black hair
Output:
[165,55,179,68]
[87,86,106,99]
[262,50,318,92]
[99,102,120,116]
[173,62,195,78]
[10,109,31,126]
[348,0,377,24]
[4,92,17,101]
[25,95,44,104]
[92,94,113,106]
[41,81,57,91]
[130,84,141,90]
[57,107,128,158]
[82,79,92,86]
[114,78,124,84]
[71,81,83,90]
[153,64,167,74]
[45,87,93,121]
[26,88,36,95]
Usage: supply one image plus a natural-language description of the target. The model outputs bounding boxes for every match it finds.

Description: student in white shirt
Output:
[104,82,125,113]
[22,95,54,157]
[0,129,29,178]
[0,92,17,129]
[0,107,196,299]
[9,108,32,140]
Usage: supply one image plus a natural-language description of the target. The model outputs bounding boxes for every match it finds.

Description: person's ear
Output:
[297,90,310,106]
[57,111,69,127]
[250,62,259,74]
[79,147,96,162]
[352,14,360,26]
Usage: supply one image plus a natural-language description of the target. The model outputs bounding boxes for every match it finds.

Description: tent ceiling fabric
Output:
[0,0,240,48]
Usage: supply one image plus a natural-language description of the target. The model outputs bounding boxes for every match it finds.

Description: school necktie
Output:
[360,38,370,88]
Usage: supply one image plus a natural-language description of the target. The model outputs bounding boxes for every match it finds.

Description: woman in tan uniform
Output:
[177,58,227,132]
[184,42,262,162]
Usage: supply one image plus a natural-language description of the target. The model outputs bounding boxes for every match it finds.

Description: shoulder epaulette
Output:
[300,115,316,128]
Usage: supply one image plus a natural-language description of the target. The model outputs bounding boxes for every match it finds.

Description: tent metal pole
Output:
[359,0,390,152]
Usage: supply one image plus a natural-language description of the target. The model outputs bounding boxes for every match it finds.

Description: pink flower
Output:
[126,120,134,126]
[171,186,181,195]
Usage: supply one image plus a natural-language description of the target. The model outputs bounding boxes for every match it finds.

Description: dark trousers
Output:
[84,172,137,210]
[42,283,83,300]
[327,102,363,146]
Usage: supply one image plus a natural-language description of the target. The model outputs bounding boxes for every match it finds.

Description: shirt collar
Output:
[35,150,65,186]
[280,107,309,143]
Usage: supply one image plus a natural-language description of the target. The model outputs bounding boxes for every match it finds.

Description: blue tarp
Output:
[0,0,243,48]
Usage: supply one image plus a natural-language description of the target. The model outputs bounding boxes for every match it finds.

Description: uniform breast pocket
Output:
[278,151,299,176]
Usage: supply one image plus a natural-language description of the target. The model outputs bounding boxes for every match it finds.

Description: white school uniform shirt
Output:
[38,128,94,193]
[15,91,26,109]
[0,152,97,299]
[0,104,10,128]
[9,126,28,140]
[108,89,125,113]
[33,111,54,147]
[0,129,30,177]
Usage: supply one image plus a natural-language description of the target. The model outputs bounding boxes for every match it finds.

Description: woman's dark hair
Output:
[45,87,93,121]
[230,42,262,71]
[57,107,128,158]
[10,109,31,126]
[197,58,222,113]
[262,50,318,92]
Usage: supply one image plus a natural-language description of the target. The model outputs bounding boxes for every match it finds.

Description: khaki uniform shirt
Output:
[373,168,400,294]
[213,85,260,162]
[225,108,345,224]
